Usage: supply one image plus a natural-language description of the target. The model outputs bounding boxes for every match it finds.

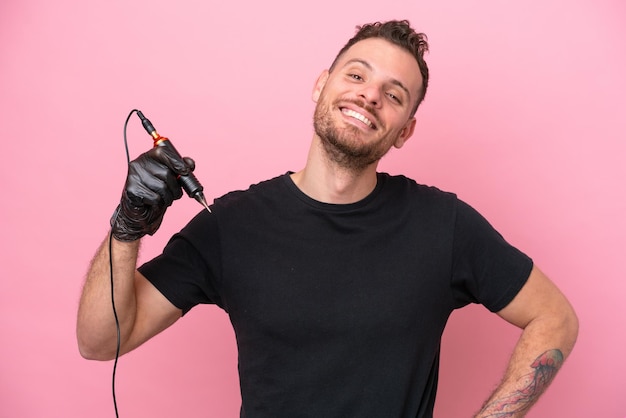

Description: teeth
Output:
[342,108,373,128]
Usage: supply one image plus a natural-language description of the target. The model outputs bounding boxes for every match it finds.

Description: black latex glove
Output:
[110,145,195,242]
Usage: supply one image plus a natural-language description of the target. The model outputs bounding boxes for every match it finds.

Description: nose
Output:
[357,83,382,108]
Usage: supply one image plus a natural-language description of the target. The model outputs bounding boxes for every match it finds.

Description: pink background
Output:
[1,0,624,416]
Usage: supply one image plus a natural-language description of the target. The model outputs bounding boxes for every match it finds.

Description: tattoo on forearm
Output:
[478,349,564,417]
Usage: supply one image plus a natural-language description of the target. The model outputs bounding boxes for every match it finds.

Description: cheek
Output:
[382,114,405,133]
[381,121,408,146]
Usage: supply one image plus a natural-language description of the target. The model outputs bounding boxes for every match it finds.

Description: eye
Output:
[348,73,364,81]
[387,92,402,104]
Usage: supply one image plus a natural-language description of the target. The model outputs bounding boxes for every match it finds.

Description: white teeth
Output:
[342,108,373,128]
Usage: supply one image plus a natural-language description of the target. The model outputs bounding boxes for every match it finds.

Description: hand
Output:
[110,146,195,242]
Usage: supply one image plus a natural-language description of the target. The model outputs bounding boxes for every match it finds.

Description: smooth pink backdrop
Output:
[1,0,624,417]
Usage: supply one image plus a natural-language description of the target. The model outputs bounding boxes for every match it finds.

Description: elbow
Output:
[78,343,114,361]
[563,305,580,355]
[551,299,579,358]
[76,333,118,361]
[78,345,115,361]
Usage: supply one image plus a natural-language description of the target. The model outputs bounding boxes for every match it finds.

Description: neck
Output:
[290,136,379,204]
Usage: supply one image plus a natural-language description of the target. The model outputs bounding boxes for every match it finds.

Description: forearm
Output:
[475,311,578,417]
[77,233,141,360]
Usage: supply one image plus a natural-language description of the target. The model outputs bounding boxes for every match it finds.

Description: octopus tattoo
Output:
[478,349,564,417]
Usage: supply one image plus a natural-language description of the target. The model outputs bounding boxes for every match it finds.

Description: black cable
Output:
[123,109,137,164]
[109,108,139,417]
[108,229,121,418]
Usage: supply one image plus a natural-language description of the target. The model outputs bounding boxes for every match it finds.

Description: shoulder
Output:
[214,173,290,208]
[173,175,292,256]
[378,172,458,206]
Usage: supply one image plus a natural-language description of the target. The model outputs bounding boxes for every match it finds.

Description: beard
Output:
[313,97,393,172]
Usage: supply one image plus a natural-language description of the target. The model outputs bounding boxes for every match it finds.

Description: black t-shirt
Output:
[139,172,532,418]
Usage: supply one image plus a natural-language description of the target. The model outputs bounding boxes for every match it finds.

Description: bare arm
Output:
[77,143,195,360]
[474,266,579,417]
[76,234,181,360]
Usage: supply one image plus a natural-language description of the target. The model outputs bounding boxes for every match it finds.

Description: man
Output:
[77,20,578,417]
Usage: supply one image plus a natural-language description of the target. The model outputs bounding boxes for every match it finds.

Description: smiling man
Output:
[78,20,578,418]
[311,37,420,172]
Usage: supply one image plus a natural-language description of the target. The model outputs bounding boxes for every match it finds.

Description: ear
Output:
[394,117,417,149]
[312,70,330,103]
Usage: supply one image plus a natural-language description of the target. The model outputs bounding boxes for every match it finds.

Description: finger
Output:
[182,156,196,172]
[125,173,165,207]
[150,146,189,176]
[129,158,180,206]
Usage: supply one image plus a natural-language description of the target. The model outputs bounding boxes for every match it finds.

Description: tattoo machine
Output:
[137,110,211,213]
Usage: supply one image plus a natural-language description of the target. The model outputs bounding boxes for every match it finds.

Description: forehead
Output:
[334,38,423,93]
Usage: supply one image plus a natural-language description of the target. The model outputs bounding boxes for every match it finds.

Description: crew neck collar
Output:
[282,172,387,211]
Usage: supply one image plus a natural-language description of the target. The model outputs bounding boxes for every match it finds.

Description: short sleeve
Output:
[450,200,533,312]
[138,209,223,315]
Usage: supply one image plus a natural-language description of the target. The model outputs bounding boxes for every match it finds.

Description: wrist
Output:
[110,204,149,242]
